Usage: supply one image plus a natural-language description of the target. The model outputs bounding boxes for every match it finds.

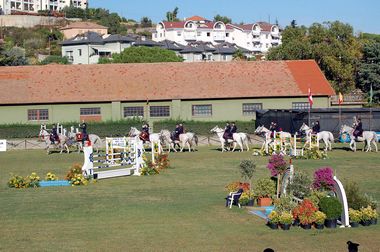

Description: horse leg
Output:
[187,141,191,152]
[65,144,70,154]
[245,139,250,151]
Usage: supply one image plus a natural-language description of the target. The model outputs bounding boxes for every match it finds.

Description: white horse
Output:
[39,128,70,154]
[128,127,163,154]
[254,126,292,154]
[340,124,378,152]
[299,123,334,151]
[160,129,198,152]
[67,127,102,153]
[210,126,250,152]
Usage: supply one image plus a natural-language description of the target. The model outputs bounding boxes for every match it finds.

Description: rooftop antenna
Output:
[268,14,271,24]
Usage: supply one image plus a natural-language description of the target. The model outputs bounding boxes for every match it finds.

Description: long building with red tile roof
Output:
[0,60,334,124]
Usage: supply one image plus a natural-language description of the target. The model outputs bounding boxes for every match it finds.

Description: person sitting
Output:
[269,122,277,138]
[178,123,185,134]
[79,122,88,145]
[223,122,231,142]
[353,118,363,140]
[50,124,59,144]
[171,124,180,142]
[312,121,320,134]
[229,122,237,138]
[140,123,150,143]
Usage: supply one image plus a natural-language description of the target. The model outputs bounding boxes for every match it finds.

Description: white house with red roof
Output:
[152,16,281,55]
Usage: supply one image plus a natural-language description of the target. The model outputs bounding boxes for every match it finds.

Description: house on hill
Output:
[60,21,108,39]
[0,60,335,124]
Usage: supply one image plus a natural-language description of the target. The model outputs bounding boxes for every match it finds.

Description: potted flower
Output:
[266,154,287,198]
[319,197,343,228]
[253,178,276,207]
[239,160,256,206]
[279,211,293,230]
[267,210,279,229]
[313,211,326,229]
[312,167,335,192]
[293,199,317,229]
[368,206,378,225]
[348,208,361,227]
[239,191,250,206]
[360,206,373,226]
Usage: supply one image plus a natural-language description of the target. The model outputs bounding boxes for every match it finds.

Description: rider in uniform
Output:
[353,118,363,140]
[223,122,231,142]
[79,122,88,145]
[269,122,277,138]
[229,122,237,138]
[312,121,320,134]
[50,124,58,144]
[141,123,150,143]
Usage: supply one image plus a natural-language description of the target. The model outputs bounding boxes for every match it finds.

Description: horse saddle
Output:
[140,132,149,141]
[76,133,83,141]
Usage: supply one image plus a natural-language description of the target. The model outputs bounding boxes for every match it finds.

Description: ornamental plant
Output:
[7,174,26,188]
[70,173,89,186]
[266,154,287,176]
[142,153,170,175]
[293,199,318,225]
[348,208,362,223]
[312,167,335,191]
[26,172,41,188]
[45,172,58,181]
[273,194,297,213]
[360,206,373,221]
[319,197,342,220]
[239,160,256,195]
[253,178,276,198]
[65,163,82,181]
[313,211,327,225]
[287,171,312,199]
[268,210,280,224]
[225,181,250,192]
[279,211,293,225]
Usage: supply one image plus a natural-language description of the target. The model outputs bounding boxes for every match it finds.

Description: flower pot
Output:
[315,223,324,230]
[281,224,291,230]
[370,219,377,225]
[258,197,272,207]
[292,219,300,226]
[267,222,278,230]
[325,219,337,228]
[350,222,359,228]
[247,199,254,206]
[301,223,312,230]
[361,220,371,226]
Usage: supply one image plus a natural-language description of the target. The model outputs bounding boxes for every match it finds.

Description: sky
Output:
[90,0,380,34]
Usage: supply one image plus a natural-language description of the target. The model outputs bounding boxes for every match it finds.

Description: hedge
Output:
[0,119,255,139]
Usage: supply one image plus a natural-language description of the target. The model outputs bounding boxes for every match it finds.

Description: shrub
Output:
[298,147,328,160]
[293,199,318,225]
[348,208,362,223]
[239,159,256,193]
[253,178,276,198]
[360,206,373,221]
[287,171,312,199]
[312,167,335,191]
[345,181,372,210]
[319,197,342,219]
[7,172,40,188]
[273,194,297,213]
[279,211,293,225]
[266,154,287,176]
[313,211,327,225]
[268,210,280,224]
[141,153,170,175]
[307,190,328,206]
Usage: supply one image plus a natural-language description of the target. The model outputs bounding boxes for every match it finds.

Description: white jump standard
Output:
[82,137,145,179]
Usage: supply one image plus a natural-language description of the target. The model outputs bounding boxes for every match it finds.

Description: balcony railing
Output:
[213,33,226,41]
[331,94,366,105]
[184,32,196,41]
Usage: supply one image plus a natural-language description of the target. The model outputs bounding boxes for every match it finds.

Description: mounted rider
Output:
[312,121,320,134]
[269,122,278,138]
[50,124,59,144]
[140,122,150,143]
[230,122,237,136]
[223,122,231,142]
[79,122,89,145]
[353,117,363,140]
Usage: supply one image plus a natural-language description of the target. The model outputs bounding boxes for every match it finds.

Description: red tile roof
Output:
[0,60,335,105]
[162,21,186,29]
[185,16,209,22]
[257,22,274,32]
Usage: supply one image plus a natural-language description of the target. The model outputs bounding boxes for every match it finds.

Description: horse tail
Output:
[373,132,378,143]
[194,134,198,146]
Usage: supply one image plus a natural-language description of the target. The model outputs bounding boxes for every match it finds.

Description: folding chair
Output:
[225,188,243,208]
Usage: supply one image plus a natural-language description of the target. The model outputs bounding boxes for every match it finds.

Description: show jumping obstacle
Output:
[82,136,144,179]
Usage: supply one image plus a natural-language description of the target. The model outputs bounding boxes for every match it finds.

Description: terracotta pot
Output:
[258,197,272,207]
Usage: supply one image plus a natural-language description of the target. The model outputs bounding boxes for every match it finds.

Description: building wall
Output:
[0,15,63,28]
[0,97,330,125]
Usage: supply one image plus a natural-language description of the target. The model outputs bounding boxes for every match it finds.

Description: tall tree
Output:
[213,14,232,24]
[357,42,380,103]
[140,17,153,28]
[166,7,180,22]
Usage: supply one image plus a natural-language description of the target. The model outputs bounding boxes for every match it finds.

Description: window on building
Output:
[124,106,144,117]
[226,33,229,37]
[150,106,170,117]
[78,49,82,56]
[266,34,269,39]
[292,102,310,110]
[207,54,212,61]
[242,103,262,115]
[222,55,227,61]
[192,104,212,116]
[197,31,201,36]
[207,32,210,37]
[27,109,49,121]
[80,107,101,115]
[177,31,181,36]
[65,51,73,62]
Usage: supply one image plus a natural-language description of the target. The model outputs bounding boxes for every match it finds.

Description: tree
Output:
[357,42,380,104]
[290,20,297,28]
[99,46,183,64]
[165,7,180,22]
[267,21,362,93]
[233,49,245,60]
[140,17,153,28]
[62,6,86,19]
[213,14,232,24]
[0,45,28,66]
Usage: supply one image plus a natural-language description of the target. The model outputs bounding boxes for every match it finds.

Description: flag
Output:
[338,92,343,105]
[308,88,313,106]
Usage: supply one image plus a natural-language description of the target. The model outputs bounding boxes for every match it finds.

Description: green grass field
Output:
[0,146,379,252]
